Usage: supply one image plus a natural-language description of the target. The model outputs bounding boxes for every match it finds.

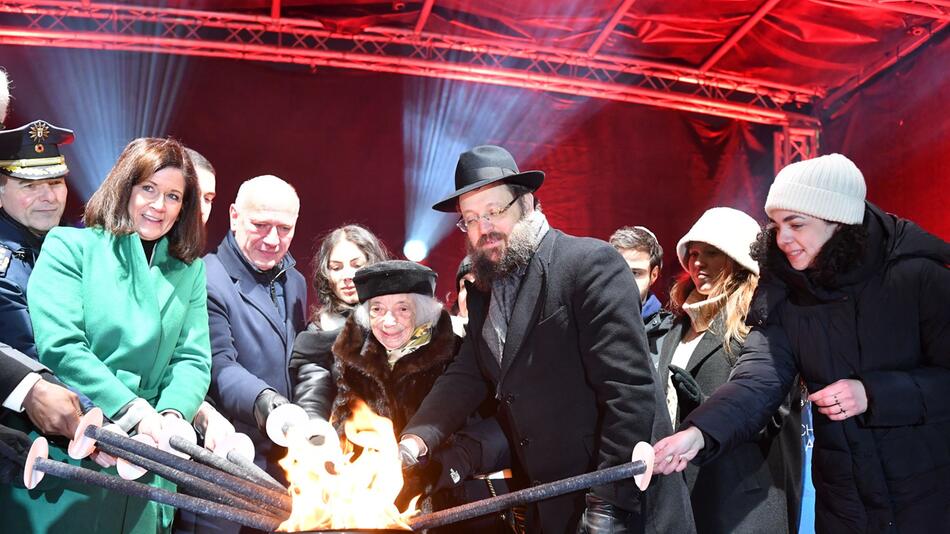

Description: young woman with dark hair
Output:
[655,154,950,532]
[289,224,390,420]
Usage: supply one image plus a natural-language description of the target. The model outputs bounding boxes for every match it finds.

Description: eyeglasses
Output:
[456,195,521,233]
[369,303,413,320]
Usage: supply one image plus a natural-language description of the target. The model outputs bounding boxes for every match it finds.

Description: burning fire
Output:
[277,400,419,531]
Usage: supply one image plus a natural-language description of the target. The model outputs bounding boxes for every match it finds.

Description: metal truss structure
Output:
[774,127,820,173]
[0,0,947,145]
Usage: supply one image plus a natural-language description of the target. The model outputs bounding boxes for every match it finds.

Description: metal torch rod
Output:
[409,460,647,531]
[225,447,286,490]
[85,425,291,512]
[167,435,286,492]
[29,456,283,532]
[93,440,287,519]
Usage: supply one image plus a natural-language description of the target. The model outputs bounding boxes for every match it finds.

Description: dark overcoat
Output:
[686,203,950,533]
[659,314,802,533]
[204,232,307,475]
[404,229,657,534]
[0,208,43,358]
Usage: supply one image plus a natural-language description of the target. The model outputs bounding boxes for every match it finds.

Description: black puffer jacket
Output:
[686,203,950,533]
[289,321,341,420]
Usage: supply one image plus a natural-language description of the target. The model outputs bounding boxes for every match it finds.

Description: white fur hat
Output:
[765,153,866,224]
[677,207,761,275]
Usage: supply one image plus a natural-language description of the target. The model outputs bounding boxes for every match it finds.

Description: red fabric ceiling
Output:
[169,0,945,96]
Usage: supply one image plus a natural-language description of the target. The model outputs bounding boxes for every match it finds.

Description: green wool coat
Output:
[1,227,211,534]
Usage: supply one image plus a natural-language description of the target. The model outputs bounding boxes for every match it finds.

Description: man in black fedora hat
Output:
[402,145,661,533]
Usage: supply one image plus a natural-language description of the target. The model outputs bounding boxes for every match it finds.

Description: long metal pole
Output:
[167,435,285,492]
[84,425,292,512]
[30,456,284,532]
[93,440,286,519]
[410,460,647,531]
[224,447,285,490]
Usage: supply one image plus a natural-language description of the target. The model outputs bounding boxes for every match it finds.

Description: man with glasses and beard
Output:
[400,145,658,534]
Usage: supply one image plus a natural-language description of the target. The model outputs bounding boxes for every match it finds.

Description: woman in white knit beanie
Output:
[655,154,950,533]
[658,207,800,533]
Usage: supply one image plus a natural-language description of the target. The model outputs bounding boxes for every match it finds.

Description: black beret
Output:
[0,120,74,180]
[354,260,437,303]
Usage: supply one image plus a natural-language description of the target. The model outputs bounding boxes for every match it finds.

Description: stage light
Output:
[403,239,428,262]
[401,77,604,257]
[16,48,186,201]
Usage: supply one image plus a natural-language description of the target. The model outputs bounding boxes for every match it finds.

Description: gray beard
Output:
[468,212,539,291]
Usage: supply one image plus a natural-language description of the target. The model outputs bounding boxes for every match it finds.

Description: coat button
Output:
[505,394,515,405]
[519,438,530,447]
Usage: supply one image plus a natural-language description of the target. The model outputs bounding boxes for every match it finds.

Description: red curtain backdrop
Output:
[1,39,944,307]
[822,31,950,241]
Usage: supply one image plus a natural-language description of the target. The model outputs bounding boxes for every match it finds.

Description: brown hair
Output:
[669,251,758,361]
[311,224,391,319]
[84,137,205,263]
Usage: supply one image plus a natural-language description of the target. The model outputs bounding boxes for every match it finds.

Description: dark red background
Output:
[1,34,946,309]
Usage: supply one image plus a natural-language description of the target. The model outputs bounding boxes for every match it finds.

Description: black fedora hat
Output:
[432,145,544,212]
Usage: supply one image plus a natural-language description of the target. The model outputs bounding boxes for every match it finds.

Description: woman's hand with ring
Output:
[808,379,867,421]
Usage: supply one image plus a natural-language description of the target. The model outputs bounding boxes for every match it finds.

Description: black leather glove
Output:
[429,433,481,491]
[0,425,31,484]
[252,389,290,434]
[576,493,639,534]
[669,364,705,415]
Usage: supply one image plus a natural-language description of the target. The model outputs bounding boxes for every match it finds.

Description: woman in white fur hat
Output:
[658,207,801,534]
[655,154,950,533]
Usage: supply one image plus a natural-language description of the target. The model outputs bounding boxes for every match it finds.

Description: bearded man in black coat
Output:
[401,146,663,534]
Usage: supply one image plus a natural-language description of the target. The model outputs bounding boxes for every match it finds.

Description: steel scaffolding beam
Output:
[774,127,820,173]
[699,0,783,72]
[587,0,638,56]
[0,0,822,127]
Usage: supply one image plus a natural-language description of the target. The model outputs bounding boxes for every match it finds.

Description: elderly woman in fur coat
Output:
[330,260,509,519]
[331,260,456,437]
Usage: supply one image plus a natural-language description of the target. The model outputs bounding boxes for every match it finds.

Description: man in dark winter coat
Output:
[609,225,673,367]
[191,175,307,534]
[655,154,950,532]
[401,145,658,534]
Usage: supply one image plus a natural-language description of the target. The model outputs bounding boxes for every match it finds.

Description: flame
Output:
[278,400,419,531]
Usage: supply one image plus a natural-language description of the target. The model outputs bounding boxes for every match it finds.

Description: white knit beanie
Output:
[765,153,866,224]
[677,207,761,276]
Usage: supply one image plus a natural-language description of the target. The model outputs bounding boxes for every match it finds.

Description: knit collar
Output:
[682,290,726,332]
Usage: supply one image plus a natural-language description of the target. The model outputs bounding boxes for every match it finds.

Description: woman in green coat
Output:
[1,137,211,533]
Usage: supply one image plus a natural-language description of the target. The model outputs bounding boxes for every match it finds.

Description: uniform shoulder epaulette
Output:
[0,243,12,278]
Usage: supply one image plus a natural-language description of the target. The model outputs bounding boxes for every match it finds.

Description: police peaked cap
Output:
[354,260,438,303]
[0,120,74,180]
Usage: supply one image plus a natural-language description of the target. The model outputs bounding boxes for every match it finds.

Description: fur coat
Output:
[331,310,457,437]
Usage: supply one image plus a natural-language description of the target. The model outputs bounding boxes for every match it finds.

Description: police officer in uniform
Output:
[0,119,74,358]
